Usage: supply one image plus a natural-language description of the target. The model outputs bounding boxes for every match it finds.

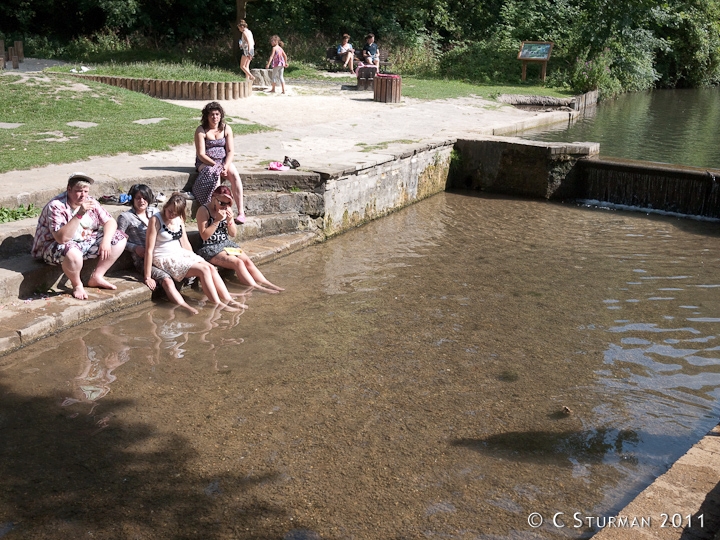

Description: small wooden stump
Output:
[357,66,377,91]
[14,41,23,62]
[0,40,5,70]
[373,74,401,103]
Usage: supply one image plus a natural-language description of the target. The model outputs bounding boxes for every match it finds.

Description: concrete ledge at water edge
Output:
[496,90,599,111]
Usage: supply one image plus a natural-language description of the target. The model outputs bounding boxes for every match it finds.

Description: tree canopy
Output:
[2,0,718,92]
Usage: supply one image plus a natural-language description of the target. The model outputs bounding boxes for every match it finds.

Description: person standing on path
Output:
[238,20,255,81]
[265,35,288,94]
[31,173,127,300]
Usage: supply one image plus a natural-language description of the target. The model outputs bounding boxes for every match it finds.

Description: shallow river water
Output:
[2,192,720,539]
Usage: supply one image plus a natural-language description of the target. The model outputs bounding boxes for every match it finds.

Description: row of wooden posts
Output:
[0,40,24,69]
[69,73,252,100]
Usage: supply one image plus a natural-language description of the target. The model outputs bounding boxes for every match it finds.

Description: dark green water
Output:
[524,88,720,169]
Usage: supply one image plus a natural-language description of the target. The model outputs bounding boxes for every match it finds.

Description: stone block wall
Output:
[451,137,599,199]
[321,142,454,237]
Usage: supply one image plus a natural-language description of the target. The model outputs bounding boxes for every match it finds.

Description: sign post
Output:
[518,41,553,82]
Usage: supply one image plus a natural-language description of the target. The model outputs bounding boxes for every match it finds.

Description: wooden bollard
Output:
[187,81,195,100]
[0,40,5,70]
[142,79,151,94]
[168,80,176,99]
[208,82,217,100]
[14,41,23,62]
[147,79,155,97]
[180,81,187,99]
[230,82,238,99]
[373,74,402,103]
[224,82,232,99]
[9,46,18,69]
[201,82,209,100]
[217,82,225,101]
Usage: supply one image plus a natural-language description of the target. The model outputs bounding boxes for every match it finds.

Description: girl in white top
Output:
[144,192,245,312]
[238,20,255,81]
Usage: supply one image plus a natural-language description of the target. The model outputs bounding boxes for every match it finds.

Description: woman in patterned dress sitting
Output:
[144,193,245,312]
[196,186,283,293]
[193,102,246,224]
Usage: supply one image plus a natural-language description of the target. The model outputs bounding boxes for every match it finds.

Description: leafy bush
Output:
[0,204,40,224]
[569,48,622,97]
[438,36,522,83]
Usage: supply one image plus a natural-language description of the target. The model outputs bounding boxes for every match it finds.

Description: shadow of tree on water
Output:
[0,376,287,539]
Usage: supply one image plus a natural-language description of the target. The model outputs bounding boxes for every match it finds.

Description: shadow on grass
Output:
[0,374,288,539]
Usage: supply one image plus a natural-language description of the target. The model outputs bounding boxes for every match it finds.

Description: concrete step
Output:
[0,230,321,357]
[0,188,325,258]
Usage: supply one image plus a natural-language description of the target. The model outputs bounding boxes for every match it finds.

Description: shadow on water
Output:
[0,373,289,539]
[451,428,642,465]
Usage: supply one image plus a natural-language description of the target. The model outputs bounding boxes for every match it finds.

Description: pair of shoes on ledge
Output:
[283,156,300,169]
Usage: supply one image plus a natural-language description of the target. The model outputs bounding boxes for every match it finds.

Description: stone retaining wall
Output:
[317,141,455,237]
[451,137,599,199]
[64,73,252,100]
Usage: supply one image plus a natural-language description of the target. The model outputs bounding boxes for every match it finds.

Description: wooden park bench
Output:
[325,46,392,72]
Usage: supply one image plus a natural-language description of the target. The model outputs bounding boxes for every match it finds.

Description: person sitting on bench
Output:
[362,33,380,68]
[337,34,355,73]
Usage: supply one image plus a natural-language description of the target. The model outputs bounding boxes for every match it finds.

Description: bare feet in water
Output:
[179,302,199,315]
[88,274,117,290]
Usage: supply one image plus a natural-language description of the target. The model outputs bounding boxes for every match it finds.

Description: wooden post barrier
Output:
[9,47,19,69]
[14,41,23,62]
[217,81,225,100]
[357,66,377,91]
[0,41,5,69]
[373,74,401,103]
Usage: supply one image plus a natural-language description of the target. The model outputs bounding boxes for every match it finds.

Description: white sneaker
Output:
[179,190,195,200]
[155,192,167,203]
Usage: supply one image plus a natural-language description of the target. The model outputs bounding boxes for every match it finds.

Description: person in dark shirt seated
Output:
[362,34,380,68]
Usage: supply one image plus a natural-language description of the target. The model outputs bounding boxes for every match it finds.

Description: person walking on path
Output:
[238,20,255,81]
[31,173,127,300]
[265,35,288,94]
[117,184,199,314]
[196,186,284,293]
[193,101,246,223]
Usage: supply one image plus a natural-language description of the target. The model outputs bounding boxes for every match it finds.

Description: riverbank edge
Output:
[592,422,720,540]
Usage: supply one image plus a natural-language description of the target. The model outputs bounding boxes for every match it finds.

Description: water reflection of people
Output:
[62,325,131,412]
[118,184,198,314]
[144,193,246,312]
[196,186,284,294]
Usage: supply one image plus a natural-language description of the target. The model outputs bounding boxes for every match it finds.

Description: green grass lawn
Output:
[402,77,574,100]
[0,73,266,174]
[48,61,241,82]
